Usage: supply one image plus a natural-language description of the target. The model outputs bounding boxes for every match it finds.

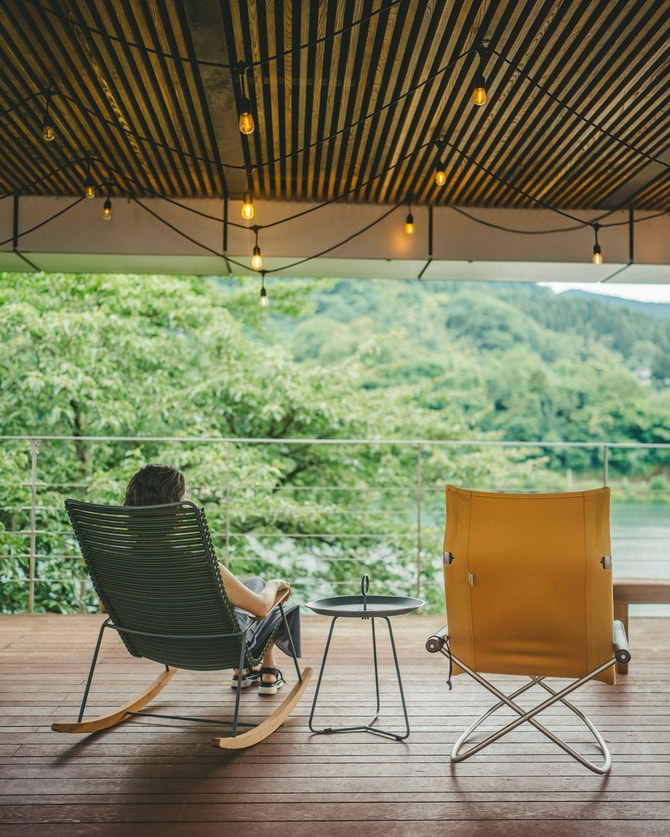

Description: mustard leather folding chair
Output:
[52,500,311,749]
[426,485,630,773]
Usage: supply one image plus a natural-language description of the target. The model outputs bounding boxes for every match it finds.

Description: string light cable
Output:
[450,205,617,236]
[432,134,597,226]
[0,154,102,200]
[0,91,47,119]
[45,47,474,175]
[131,193,410,282]
[0,196,85,247]
[9,49,470,177]
[129,196,223,259]
[5,138,667,277]
[5,54,670,274]
[4,121,668,250]
[488,45,670,169]
[35,0,659,193]
[9,41,666,185]
[24,0,411,72]
[6,5,670,279]
[121,159,670,276]
[4,172,666,278]
[245,204,400,277]
[7,1,668,184]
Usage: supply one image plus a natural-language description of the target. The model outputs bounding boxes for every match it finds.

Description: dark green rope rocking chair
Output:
[52,500,312,749]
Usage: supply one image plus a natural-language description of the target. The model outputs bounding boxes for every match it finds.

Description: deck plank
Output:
[0,613,669,836]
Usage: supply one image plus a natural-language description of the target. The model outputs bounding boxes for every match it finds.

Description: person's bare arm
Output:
[218,564,290,618]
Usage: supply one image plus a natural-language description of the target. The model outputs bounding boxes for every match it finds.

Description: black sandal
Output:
[230,667,261,689]
[258,667,285,695]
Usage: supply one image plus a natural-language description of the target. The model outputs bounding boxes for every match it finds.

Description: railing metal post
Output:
[29,439,38,613]
[603,445,609,486]
[224,440,231,567]
[416,443,422,599]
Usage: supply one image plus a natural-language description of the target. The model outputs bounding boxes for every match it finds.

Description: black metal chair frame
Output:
[51,499,312,749]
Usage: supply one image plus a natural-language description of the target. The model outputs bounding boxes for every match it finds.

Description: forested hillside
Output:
[272,279,670,381]
[266,279,670,472]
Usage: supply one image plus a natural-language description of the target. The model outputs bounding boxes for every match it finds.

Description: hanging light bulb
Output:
[42,120,56,143]
[238,97,255,135]
[241,192,254,220]
[592,224,603,265]
[41,88,56,142]
[472,46,488,106]
[259,275,269,307]
[434,164,447,187]
[473,72,487,106]
[251,227,263,269]
[237,63,255,135]
[404,207,415,235]
[83,157,96,199]
[103,183,112,221]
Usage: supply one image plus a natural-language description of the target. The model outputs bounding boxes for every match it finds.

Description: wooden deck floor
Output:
[1,613,669,836]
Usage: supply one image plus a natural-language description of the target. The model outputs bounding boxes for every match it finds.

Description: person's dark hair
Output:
[124,464,186,506]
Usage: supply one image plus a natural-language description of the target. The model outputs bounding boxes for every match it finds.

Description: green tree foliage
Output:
[2,272,668,614]
[1,273,498,613]
[271,279,670,475]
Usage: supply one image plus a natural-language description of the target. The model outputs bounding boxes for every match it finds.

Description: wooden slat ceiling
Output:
[1,0,668,214]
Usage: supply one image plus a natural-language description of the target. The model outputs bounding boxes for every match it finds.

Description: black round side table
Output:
[306,590,424,741]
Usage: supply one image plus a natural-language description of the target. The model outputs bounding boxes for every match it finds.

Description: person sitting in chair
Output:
[124,463,301,695]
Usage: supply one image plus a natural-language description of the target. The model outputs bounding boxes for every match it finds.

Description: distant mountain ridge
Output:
[560,289,670,320]
[275,278,670,363]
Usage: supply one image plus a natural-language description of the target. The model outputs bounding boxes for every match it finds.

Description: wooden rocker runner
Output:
[51,500,311,749]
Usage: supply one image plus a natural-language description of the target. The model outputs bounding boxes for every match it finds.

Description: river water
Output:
[611,503,670,616]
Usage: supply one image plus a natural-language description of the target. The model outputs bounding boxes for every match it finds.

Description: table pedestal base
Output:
[308,614,410,741]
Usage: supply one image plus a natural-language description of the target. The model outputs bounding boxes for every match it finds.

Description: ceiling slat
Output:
[0,0,667,211]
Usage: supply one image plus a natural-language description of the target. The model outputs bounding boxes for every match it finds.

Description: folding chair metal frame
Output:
[427,620,630,773]
[426,485,631,774]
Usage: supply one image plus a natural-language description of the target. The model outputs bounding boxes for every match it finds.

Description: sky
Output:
[541,283,670,304]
